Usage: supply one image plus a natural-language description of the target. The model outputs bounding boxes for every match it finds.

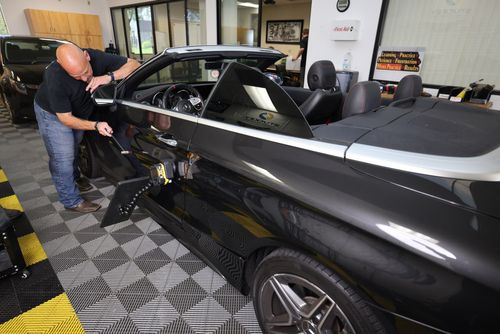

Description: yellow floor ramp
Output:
[0,293,85,333]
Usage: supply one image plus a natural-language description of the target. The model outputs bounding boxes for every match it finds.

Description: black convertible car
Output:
[83,46,500,334]
[0,36,69,123]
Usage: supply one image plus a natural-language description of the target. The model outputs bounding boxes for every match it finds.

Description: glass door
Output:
[137,6,155,60]
[111,8,127,56]
[124,8,141,59]
[153,3,171,52]
[169,1,187,47]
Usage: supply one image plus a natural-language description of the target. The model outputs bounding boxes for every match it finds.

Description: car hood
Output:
[5,63,48,85]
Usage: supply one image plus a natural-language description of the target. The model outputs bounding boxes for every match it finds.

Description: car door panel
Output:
[107,101,198,226]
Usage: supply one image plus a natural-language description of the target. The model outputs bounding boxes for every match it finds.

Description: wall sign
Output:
[373,46,425,82]
[330,20,360,41]
[337,0,350,12]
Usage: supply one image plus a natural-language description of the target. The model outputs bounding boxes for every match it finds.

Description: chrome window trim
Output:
[347,143,500,182]
[121,101,346,159]
[197,118,347,159]
[162,45,283,56]
[122,101,500,181]
[122,101,199,123]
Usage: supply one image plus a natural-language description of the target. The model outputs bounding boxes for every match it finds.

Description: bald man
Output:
[34,44,139,213]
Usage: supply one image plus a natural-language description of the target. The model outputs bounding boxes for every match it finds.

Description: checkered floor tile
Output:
[0,109,262,333]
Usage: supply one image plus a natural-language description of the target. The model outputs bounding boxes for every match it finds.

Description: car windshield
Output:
[141,58,262,86]
[3,38,67,64]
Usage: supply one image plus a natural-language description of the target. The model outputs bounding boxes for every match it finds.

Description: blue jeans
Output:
[34,102,83,208]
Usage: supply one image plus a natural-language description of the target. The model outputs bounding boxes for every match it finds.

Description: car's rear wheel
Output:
[79,134,101,178]
[253,248,390,334]
[2,92,22,124]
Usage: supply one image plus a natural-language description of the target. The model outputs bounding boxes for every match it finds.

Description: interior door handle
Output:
[157,134,177,147]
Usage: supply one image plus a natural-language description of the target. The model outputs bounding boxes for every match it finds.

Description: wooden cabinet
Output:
[70,35,103,50]
[25,9,104,50]
[25,9,70,35]
[67,13,102,36]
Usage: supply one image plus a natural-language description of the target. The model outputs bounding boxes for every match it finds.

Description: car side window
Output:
[202,62,313,139]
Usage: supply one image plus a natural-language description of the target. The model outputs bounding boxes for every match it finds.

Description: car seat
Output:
[299,60,343,124]
[342,81,381,119]
[393,74,423,101]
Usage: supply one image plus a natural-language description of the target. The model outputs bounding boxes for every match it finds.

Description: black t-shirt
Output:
[300,36,308,68]
[35,49,127,119]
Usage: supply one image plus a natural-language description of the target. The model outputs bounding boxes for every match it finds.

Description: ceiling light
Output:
[237,2,259,8]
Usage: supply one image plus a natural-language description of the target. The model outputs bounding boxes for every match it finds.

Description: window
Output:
[220,0,260,46]
[141,59,209,86]
[203,62,312,138]
[376,0,500,86]
[0,5,8,35]
[111,9,127,57]
[111,1,208,61]
[3,38,66,64]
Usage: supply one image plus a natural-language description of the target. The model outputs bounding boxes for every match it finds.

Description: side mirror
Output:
[92,82,117,106]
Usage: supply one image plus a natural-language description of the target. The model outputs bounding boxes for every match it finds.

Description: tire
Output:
[252,248,390,334]
[2,92,22,124]
[78,134,101,178]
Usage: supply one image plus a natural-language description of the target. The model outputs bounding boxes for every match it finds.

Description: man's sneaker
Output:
[76,178,92,192]
[66,200,101,213]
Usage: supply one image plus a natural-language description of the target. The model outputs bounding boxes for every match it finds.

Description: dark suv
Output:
[0,36,70,123]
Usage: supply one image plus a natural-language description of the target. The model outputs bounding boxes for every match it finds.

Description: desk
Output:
[381,93,494,110]
[266,65,301,74]
[266,66,301,86]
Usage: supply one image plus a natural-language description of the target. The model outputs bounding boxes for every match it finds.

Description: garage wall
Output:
[0,0,114,48]
[307,0,383,81]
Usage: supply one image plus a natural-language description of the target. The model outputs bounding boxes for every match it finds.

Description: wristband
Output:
[94,121,99,131]
[108,72,115,82]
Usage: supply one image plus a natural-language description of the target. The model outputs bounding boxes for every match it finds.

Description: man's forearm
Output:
[56,113,96,130]
[113,58,140,80]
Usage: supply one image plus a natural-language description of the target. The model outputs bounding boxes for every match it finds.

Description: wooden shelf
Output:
[25,9,104,50]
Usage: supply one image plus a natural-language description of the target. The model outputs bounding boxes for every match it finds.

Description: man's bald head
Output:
[56,44,93,82]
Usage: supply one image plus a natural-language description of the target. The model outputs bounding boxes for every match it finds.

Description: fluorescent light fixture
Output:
[243,85,277,112]
[237,1,259,8]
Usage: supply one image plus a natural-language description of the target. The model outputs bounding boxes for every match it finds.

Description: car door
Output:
[178,62,352,287]
[97,56,200,228]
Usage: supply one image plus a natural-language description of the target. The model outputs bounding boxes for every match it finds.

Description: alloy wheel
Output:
[258,273,356,334]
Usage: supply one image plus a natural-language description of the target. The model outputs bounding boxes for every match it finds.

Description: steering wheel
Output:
[162,83,204,114]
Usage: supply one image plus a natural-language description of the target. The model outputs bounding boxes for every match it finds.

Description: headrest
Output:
[342,81,381,119]
[307,60,336,91]
[393,75,422,101]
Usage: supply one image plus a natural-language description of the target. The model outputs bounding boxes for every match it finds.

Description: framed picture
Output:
[266,20,304,44]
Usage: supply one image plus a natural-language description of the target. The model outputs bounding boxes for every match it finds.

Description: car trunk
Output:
[345,98,500,219]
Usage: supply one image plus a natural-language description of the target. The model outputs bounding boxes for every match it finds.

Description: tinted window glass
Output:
[3,38,67,64]
[141,59,209,86]
[203,62,312,138]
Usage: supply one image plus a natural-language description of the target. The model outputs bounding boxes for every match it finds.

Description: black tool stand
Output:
[0,208,30,279]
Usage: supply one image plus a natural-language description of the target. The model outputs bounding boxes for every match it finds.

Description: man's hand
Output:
[96,121,113,137]
[86,75,112,93]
